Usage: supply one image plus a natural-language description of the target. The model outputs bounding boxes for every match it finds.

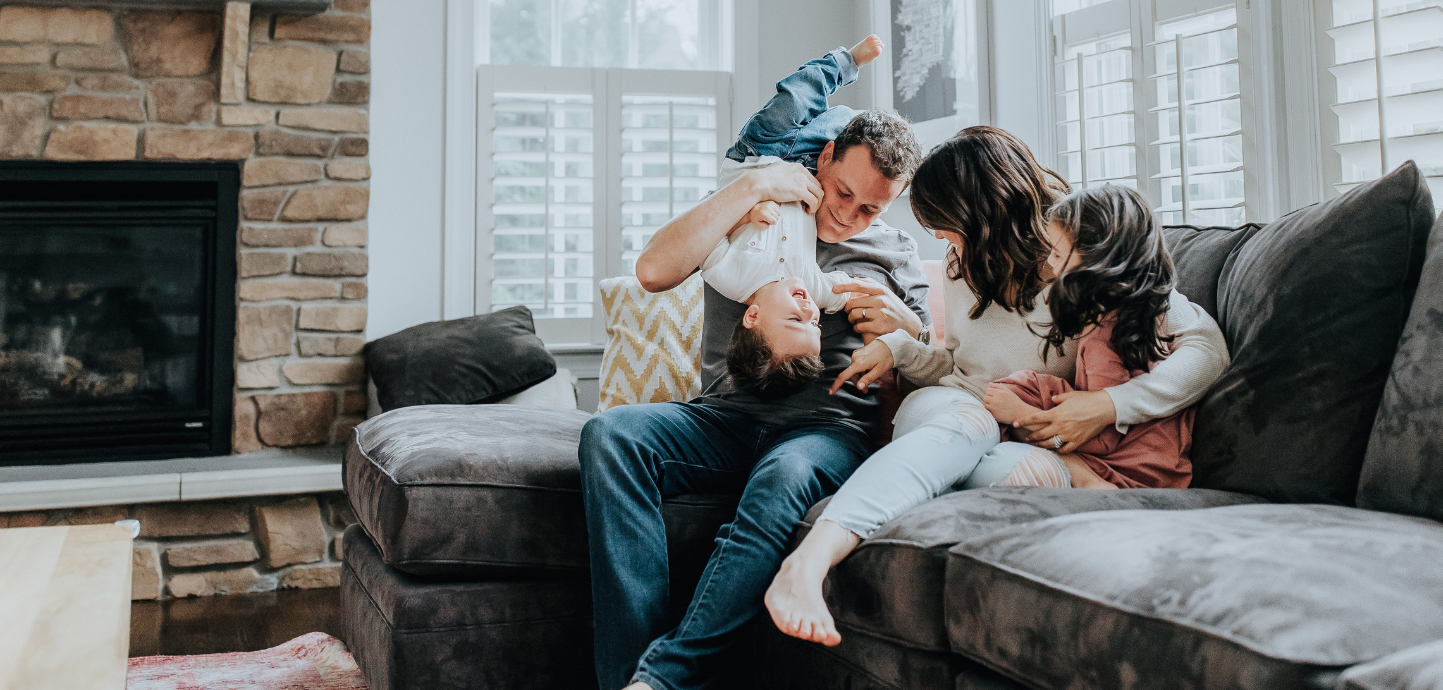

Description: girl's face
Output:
[1044,221,1080,280]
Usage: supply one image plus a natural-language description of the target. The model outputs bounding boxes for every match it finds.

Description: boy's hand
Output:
[746,201,782,228]
[850,35,884,67]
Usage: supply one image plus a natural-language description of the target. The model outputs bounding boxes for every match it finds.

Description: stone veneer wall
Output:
[1,494,358,600]
[0,2,371,452]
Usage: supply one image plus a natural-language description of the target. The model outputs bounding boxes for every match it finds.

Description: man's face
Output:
[812,141,908,243]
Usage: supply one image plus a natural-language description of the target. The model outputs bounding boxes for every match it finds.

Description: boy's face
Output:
[813,141,908,243]
[744,276,822,358]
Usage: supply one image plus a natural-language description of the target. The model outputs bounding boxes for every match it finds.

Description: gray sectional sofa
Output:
[338,162,1443,690]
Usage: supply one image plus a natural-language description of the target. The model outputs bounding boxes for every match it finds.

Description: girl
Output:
[982,185,1196,491]
[763,126,1229,647]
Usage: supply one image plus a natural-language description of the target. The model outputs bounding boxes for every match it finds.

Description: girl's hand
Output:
[836,280,924,343]
[1009,390,1116,454]
[746,200,782,228]
[829,340,894,394]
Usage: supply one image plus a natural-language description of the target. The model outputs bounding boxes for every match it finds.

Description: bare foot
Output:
[983,383,1038,426]
[765,553,842,646]
[850,35,884,66]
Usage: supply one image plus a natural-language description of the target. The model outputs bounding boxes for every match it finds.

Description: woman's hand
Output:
[743,162,824,214]
[1009,390,1117,454]
[829,340,895,394]
[835,280,924,343]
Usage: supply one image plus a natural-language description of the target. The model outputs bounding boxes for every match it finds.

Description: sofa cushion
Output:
[1358,209,1443,521]
[1162,223,1264,321]
[338,526,595,690]
[945,503,1443,690]
[345,404,739,577]
[1337,639,1443,690]
[363,306,556,412]
[795,486,1264,653]
[1190,162,1434,504]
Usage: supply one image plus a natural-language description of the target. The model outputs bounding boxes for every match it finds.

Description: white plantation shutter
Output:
[478,66,729,345]
[1049,1,1252,225]
[1324,0,1443,210]
[1150,8,1245,226]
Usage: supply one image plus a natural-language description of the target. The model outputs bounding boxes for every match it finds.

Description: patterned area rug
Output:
[127,632,367,690]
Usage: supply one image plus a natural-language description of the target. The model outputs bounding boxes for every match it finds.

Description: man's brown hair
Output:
[832,110,924,185]
[726,321,825,400]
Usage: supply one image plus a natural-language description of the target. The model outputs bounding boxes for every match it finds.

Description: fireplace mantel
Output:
[0,0,329,12]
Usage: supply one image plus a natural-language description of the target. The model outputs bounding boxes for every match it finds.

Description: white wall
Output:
[369,0,447,340]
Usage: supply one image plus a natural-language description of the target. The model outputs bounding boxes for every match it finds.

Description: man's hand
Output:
[1009,390,1117,454]
[836,280,924,342]
[829,339,894,394]
[745,162,824,214]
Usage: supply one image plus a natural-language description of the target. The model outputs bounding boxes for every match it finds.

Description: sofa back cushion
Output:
[1182,162,1433,504]
[1357,209,1443,520]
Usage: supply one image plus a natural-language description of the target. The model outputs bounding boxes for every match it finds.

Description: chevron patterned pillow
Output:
[597,274,704,411]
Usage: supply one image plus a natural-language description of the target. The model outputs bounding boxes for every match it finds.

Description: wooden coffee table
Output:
[0,523,134,690]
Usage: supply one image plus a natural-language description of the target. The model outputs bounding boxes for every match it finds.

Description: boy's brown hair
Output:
[726,321,825,400]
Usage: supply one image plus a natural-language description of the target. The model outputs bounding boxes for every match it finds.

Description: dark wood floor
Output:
[129,587,342,657]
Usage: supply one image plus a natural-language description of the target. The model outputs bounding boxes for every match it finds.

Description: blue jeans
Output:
[579,402,871,690]
[725,46,859,170]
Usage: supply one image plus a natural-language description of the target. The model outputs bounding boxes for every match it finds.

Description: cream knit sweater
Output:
[877,274,1230,430]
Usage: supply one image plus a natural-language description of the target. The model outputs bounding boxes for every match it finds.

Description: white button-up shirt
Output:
[699,157,851,312]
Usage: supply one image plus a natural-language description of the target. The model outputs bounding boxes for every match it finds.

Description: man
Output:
[579,93,930,690]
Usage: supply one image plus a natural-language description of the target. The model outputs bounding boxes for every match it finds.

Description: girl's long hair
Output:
[1042,185,1175,372]
[909,126,1069,319]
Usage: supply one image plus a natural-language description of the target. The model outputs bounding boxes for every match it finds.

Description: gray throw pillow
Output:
[1189,162,1433,504]
[1163,222,1265,321]
[364,306,557,412]
[1357,207,1443,519]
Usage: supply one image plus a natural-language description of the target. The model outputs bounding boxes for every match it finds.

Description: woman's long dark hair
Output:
[1042,185,1175,372]
[909,126,1069,319]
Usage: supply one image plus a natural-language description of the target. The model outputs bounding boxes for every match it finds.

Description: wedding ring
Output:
[861,308,868,319]
[1052,435,1064,450]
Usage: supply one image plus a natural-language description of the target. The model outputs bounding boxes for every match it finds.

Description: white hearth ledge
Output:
[0,447,341,512]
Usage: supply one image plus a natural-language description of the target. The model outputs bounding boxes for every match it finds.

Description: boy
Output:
[702,35,885,399]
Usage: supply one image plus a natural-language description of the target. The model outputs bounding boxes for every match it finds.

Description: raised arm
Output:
[1104,290,1230,427]
[634,163,823,293]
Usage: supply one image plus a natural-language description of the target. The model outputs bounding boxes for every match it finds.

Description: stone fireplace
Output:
[0,2,370,599]
[0,1,371,458]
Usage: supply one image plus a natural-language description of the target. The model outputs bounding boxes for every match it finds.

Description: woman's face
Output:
[1044,221,1080,280]
[934,227,965,254]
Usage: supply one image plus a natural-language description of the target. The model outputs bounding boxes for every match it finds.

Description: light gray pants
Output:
[818,386,1071,539]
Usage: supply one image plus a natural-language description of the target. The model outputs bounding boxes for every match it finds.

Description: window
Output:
[1151,8,1244,225]
[485,0,729,71]
[620,95,720,275]
[1322,0,1443,210]
[469,1,731,345]
[477,66,730,344]
[490,93,597,320]
[1049,0,1251,225]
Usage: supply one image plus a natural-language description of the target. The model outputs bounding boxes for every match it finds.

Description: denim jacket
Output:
[725,47,860,171]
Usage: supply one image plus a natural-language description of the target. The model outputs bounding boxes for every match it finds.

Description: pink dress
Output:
[993,321,1195,489]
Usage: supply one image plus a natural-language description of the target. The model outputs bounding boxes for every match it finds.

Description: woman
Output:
[763,126,1231,646]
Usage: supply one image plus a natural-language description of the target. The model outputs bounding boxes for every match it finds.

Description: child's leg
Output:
[1061,454,1118,489]
[765,387,999,645]
[726,47,861,161]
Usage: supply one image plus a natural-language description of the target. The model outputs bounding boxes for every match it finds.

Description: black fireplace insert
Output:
[0,162,238,466]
